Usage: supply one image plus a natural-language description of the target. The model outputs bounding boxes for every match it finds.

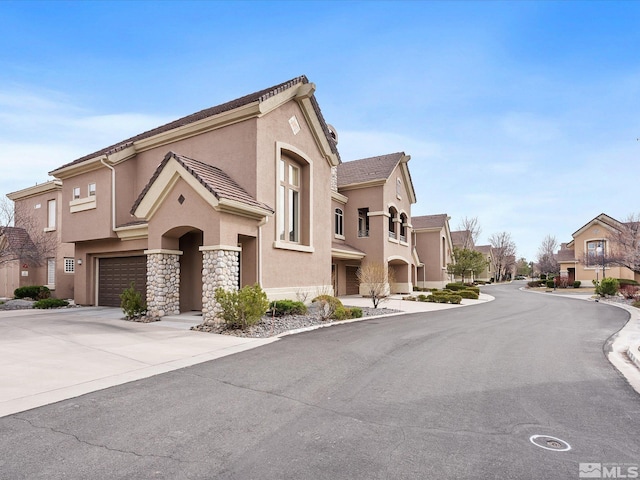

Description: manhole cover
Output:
[529,434,571,452]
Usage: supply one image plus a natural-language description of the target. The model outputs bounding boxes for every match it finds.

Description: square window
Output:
[64,258,75,273]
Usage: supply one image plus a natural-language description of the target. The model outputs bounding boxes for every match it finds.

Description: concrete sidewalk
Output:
[0,293,494,418]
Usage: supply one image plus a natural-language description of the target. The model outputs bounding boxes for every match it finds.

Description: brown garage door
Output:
[98,256,147,307]
[345,266,360,295]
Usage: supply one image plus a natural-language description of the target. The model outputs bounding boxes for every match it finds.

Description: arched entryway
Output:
[388,257,412,294]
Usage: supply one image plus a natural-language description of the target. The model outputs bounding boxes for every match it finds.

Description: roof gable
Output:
[412,214,449,230]
[51,75,340,176]
[572,213,623,239]
[131,152,274,221]
[337,151,417,203]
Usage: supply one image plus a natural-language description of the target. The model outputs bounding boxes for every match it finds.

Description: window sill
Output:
[44,227,56,233]
[334,234,345,240]
[46,284,55,290]
[388,237,399,244]
[400,240,409,247]
[273,240,315,253]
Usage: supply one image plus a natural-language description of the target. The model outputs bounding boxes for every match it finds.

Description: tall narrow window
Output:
[587,240,605,266]
[278,158,301,243]
[388,207,397,239]
[335,208,344,236]
[399,213,407,242]
[47,199,56,229]
[358,208,369,237]
[47,258,55,286]
[73,187,80,200]
[88,183,96,196]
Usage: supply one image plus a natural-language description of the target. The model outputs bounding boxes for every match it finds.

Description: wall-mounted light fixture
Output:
[77,259,83,265]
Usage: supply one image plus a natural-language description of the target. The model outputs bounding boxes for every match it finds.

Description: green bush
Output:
[268,300,307,316]
[120,282,147,320]
[215,284,269,329]
[546,280,555,288]
[445,283,465,291]
[417,294,429,302]
[332,305,363,320]
[349,307,363,318]
[458,289,479,300]
[14,285,50,300]
[618,278,640,287]
[312,295,343,320]
[573,281,581,288]
[34,298,69,309]
[527,280,544,288]
[426,292,462,304]
[597,277,620,297]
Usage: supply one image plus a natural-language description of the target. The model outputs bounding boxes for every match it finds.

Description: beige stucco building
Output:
[411,214,454,289]
[558,213,640,285]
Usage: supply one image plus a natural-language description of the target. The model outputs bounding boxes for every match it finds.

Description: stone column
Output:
[145,249,182,319]
[200,245,241,325]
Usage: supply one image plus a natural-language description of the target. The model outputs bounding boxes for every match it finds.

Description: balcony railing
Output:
[388,231,396,239]
[400,234,407,243]
[358,229,369,238]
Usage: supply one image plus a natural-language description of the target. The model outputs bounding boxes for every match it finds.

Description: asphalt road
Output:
[2,283,639,479]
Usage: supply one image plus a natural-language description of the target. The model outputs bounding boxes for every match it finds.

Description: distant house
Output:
[473,245,494,283]
[558,213,640,285]
[412,214,454,289]
[2,181,74,299]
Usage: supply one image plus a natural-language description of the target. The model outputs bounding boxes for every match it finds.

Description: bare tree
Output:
[536,234,559,276]
[356,262,394,308]
[489,231,517,282]
[607,213,640,275]
[457,217,482,249]
[0,197,56,267]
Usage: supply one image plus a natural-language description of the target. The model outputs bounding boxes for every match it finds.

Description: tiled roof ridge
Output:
[130,151,274,216]
[337,152,405,186]
[53,75,321,172]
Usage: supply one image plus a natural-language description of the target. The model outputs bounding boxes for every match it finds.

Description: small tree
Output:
[607,213,640,275]
[489,231,517,282]
[120,282,147,320]
[456,216,482,250]
[356,262,394,308]
[447,247,487,283]
[536,234,560,277]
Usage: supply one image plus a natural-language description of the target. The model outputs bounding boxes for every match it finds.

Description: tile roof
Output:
[331,241,366,256]
[474,245,492,255]
[336,152,405,187]
[0,227,38,261]
[412,214,448,230]
[131,152,274,215]
[52,75,340,173]
[556,248,576,262]
[450,230,472,247]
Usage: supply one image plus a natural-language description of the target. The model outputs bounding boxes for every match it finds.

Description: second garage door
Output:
[98,256,147,307]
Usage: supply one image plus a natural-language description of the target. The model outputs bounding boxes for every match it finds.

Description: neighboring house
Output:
[558,213,640,285]
[411,214,454,289]
[333,153,417,295]
[2,180,75,299]
[473,245,494,283]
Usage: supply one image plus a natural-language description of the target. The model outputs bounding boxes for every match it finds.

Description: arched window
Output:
[335,208,344,237]
[399,213,407,242]
[388,207,398,239]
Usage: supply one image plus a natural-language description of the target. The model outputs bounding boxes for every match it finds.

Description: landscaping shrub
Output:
[14,285,50,300]
[597,277,620,297]
[633,300,640,309]
[215,284,269,329]
[556,277,571,288]
[268,300,307,316]
[458,289,479,300]
[312,294,343,320]
[573,281,581,288]
[427,292,462,304]
[527,280,544,288]
[620,284,639,299]
[540,274,547,280]
[445,283,465,291]
[546,280,555,288]
[120,282,147,320]
[34,298,69,309]
[618,279,640,287]
[349,307,363,318]
[332,305,363,320]
[417,294,428,302]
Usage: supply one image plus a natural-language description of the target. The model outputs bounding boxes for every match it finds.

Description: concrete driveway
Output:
[0,293,495,418]
[0,307,276,418]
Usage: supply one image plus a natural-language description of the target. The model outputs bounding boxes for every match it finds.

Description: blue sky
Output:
[1,0,639,261]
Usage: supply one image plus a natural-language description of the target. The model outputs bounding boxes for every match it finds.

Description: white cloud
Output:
[0,87,172,198]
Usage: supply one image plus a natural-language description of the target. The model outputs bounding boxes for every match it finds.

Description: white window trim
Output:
[64,258,75,274]
[46,258,56,290]
[274,142,314,251]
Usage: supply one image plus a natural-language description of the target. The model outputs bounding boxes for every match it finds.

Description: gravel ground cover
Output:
[192,304,401,338]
